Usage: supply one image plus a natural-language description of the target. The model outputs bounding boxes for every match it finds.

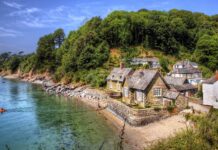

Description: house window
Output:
[117,82,121,91]
[109,81,113,89]
[123,87,129,97]
[153,88,162,97]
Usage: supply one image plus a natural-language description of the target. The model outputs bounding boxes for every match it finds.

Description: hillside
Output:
[1,9,218,86]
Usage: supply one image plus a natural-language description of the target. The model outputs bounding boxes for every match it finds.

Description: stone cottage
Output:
[170,60,202,84]
[122,69,170,107]
[202,72,218,109]
[163,91,188,109]
[106,65,133,93]
[130,57,160,69]
[164,76,197,97]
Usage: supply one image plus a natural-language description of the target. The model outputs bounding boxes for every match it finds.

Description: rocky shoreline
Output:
[43,80,109,109]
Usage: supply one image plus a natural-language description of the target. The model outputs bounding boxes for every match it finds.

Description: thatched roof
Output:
[107,68,132,82]
[127,69,160,90]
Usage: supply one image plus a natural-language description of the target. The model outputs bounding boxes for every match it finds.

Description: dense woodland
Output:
[1,9,218,86]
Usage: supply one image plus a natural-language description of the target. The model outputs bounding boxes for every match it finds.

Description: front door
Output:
[136,91,143,102]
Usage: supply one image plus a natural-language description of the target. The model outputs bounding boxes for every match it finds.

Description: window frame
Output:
[153,88,162,97]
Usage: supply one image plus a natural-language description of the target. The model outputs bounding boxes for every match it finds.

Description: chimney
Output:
[120,62,124,69]
[216,71,218,81]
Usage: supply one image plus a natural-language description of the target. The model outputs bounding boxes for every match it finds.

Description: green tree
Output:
[53,28,65,48]
[194,34,218,71]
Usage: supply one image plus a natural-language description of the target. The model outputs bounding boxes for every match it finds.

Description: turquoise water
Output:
[0,78,120,150]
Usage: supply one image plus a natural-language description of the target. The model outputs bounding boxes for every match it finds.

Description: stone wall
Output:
[175,95,188,110]
[108,99,169,126]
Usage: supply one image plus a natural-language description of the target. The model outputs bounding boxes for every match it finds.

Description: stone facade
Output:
[107,80,122,93]
[122,73,169,107]
[108,99,169,126]
[108,100,169,126]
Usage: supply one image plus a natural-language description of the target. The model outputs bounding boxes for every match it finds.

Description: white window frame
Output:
[117,82,121,91]
[123,87,129,97]
[153,88,162,97]
[109,81,113,89]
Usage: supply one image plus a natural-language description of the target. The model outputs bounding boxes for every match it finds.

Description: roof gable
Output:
[164,76,188,86]
[107,68,132,82]
[164,91,180,100]
[127,70,159,90]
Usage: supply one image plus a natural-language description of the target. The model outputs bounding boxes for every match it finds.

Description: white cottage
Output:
[170,60,202,86]
[202,72,218,109]
[131,57,160,69]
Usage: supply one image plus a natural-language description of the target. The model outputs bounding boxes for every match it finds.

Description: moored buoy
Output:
[0,108,6,113]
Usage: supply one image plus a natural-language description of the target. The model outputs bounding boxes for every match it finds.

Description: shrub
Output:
[167,105,175,113]
[184,113,191,121]
[154,106,161,111]
[145,104,151,108]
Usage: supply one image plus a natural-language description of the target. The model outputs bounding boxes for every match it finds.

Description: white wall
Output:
[213,81,218,108]
[203,84,215,106]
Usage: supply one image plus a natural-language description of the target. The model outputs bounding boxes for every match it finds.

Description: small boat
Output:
[0,108,6,113]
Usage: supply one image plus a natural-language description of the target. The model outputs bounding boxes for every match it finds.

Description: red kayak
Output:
[0,108,6,113]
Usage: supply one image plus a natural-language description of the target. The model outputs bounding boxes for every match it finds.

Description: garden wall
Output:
[107,99,169,126]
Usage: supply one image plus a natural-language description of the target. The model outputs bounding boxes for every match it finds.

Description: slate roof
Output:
[164,91,180,100]
[203,76,217,84]
[164,76,187,86]
[172,84,197,92]
[172,60,201,74]
[131,57,159,63]
[127,69,159,90]
[174,60,198,68]
[172,67,201,74]
[107,68,132,82]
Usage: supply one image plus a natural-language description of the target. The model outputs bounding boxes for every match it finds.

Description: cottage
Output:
[170,60,202,85]
[122,70,169,107]
[164,76,197,97]
[131,57,160,69]
[163,91,188,109]
[106,66,133,93]
[173,60,199,69]
[163,91,180,105]
[202,72,218,109]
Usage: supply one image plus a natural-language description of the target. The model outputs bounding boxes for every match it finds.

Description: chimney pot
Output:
[120,62,124,69]
[216,71,218,80]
